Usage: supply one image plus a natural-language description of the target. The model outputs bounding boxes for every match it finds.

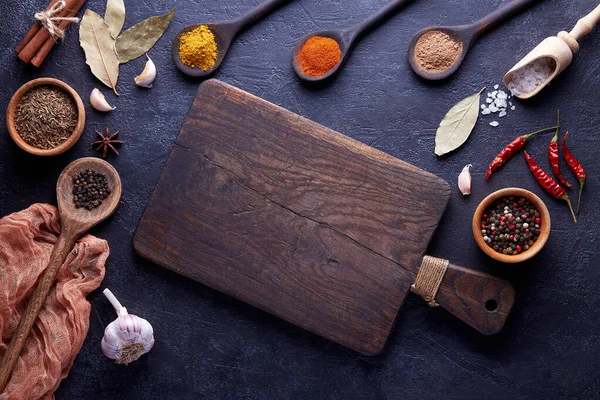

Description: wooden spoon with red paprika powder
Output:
[292,0,414,82]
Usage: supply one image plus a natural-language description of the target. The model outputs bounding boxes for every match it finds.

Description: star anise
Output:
[93,126,123,158]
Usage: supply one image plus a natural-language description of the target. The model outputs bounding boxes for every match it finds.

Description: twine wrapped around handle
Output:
[410,255,449,307]
[34,0,80,39]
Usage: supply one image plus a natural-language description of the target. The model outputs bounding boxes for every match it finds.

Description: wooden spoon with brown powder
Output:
[408,0,540,80]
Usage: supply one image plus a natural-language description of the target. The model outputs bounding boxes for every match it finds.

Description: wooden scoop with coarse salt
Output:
[0,158,121,392]
[504,3,600,99]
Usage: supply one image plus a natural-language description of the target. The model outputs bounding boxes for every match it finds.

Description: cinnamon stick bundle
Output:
[16,0,87,67]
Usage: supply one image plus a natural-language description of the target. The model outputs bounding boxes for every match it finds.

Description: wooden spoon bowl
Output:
[172,22,235,77]
[407,26,472,80]
[57,157,122,230]
[472,188,551,264]
[6,78,85,156]
[292,30,349,82]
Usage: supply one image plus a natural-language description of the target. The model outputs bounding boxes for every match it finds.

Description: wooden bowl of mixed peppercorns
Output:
[472,188,551,263]
[6,78,85,156]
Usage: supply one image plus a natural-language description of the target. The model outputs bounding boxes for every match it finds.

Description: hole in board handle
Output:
[485,299,498,312]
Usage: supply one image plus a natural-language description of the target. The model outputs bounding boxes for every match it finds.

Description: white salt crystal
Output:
[489,121,499,127]
[507,58,554,96]
[481,84,515,119]
[495,99,507,108]
[511,106,516,110]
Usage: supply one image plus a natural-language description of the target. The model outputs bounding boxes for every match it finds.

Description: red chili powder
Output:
[297,36,342,77]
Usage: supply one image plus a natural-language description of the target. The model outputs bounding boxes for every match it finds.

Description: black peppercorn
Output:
[72,170,110,210]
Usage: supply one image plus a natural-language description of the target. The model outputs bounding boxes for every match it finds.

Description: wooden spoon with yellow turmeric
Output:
[172,0,292,77]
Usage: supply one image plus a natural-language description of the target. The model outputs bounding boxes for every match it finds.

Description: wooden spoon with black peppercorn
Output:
[0,157,122,392]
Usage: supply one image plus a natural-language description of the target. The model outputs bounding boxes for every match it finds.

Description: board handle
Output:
[433,262,515,335]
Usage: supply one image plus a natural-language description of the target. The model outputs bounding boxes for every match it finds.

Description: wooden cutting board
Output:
[134,80,514,355]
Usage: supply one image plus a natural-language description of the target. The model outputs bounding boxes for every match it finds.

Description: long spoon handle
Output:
[346,0,414,41]
[0,231,77,392]
[472,0,539,37]
[569,3,600,41]
[231,0,293,33]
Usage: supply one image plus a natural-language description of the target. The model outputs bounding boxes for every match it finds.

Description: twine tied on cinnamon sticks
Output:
[16,0,87,67]
[34,0,80,39]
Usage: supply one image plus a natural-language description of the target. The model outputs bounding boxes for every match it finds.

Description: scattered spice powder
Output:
[72,170,111,210]
[14,85,78,150]
[179,25,218,70]
[297,36,341,77]
[480,196,541,255]
[414,30,463,74]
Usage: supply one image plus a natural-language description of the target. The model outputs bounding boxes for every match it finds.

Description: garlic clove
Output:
[134,55,156,88]
[90,88,115,112]
[101,289,155,365]
[458,164,473,196]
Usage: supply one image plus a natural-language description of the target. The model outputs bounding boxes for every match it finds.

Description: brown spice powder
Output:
[414,30,463,74]
[15,85,78,150]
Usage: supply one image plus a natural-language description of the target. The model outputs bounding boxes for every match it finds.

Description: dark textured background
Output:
[1,0,599,399]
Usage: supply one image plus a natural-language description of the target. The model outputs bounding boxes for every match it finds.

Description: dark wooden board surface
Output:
[134,80,451,354]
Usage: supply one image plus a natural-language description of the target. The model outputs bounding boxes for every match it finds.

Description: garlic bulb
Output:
[458,164,473,196]
[134,55,156,88]
[90,88,115,112]
[101,288,154,365]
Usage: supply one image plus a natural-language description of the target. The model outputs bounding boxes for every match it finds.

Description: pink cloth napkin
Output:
[0,204,108,400]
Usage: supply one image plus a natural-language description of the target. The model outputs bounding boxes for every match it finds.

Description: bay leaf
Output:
[116,8,175,63]
[435,88,485,156]
[79,10,120,95]
[105,0,126,39]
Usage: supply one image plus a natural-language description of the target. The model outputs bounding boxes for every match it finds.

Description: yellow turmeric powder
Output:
[179,25,218,70]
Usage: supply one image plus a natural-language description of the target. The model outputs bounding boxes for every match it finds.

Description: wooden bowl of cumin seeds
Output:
[7,78,85,156]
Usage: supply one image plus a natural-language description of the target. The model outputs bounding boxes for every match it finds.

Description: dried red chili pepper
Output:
[562,131,586,214]
[548,111,571,188]
[524,150,576,223]
[485,126,558,180]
